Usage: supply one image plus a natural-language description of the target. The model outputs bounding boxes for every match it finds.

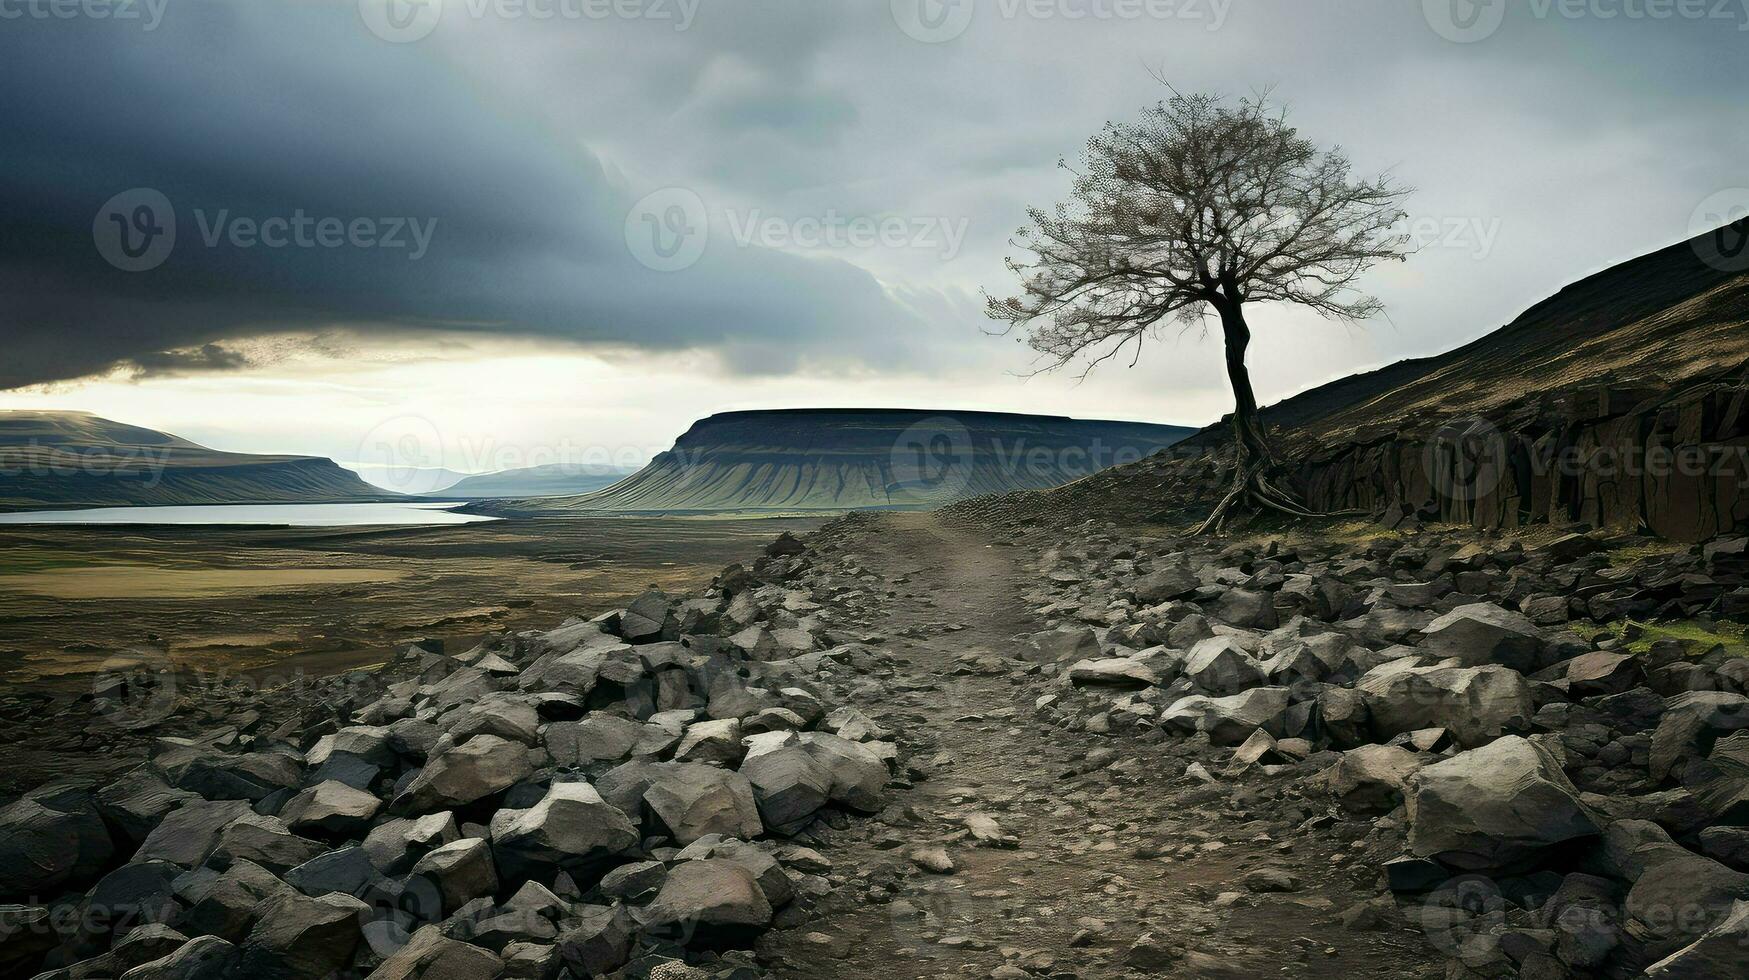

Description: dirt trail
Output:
[763,513,1440,979]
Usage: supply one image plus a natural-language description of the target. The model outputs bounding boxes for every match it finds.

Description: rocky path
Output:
[763,514,1440,979]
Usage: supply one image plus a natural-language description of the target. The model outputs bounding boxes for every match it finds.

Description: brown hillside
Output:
[953,221,1749,540]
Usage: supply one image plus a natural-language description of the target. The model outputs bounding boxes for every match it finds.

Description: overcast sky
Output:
[2,0,1744,478]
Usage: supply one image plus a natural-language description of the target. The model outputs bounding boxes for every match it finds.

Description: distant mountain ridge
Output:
[0,411,386,511]
[430,462,638,499]
[480,408,1196,515]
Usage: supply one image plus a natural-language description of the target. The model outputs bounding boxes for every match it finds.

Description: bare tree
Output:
[988,90,1411,533]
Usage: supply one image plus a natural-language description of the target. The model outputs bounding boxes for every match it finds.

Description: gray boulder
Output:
[1017,628,1100,664]
[1358,662,1535,748]
[392,735,532,814]
[211,814,327,874]
[618,591,674,643]
[1565,651,1641,697]
[489,782,640,879]
[176,858,292,942]
[1182,637,1265,695]
[1067,658,1160,689]
[236,891,370,979]
[598,861,667,904]
[745,731,889,813]
[636,859,772,944]
[736,740,833,832]
[1644,900,1749,978]
[117,935,237,980]
[542,714,650,767]
[153,746,302,803]
[1131,565,1199,604]
[1627,855,1749,944]
[363,924,503,979]
[1160,688,1291,746]
[362,812,459,876]
[1214,589,1278,630]
[280,780,383,838]
[641,764,763,846]
[443,695,541,747]
[0,780,116,900]
[283,844,380,899]
[554,905,634,976]
[1407,736,1599,871]
[95,769,199,845]
[1419,603,1545,672]
[821,707,890,743]
[1649,692,1749,783]
[409,838,497,913]
[135,799,254,868]
[1326,744,1425,814]
[672,719,745,767]
[305,726,395,769]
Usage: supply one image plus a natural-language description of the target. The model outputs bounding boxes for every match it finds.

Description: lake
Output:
[0,501,496,526]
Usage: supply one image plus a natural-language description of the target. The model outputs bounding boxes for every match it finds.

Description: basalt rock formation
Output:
[987,222,1749,541]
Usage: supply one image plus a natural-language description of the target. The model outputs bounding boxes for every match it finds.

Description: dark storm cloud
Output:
[3,0,1745,394]
[0,0,928,388]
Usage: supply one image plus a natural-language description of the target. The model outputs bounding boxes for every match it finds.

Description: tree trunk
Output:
[1194,291,1321,534]
[1214,297,1270,465]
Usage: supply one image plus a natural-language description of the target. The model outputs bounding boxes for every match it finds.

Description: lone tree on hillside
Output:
[988,91,1411,533]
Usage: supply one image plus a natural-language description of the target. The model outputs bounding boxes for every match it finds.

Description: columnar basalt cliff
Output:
[1276,223,1749,540]
[1297,359,1749,541]
[993,223,1749,542]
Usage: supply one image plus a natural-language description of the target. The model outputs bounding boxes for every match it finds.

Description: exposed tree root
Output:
[1194,448,1365,536]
